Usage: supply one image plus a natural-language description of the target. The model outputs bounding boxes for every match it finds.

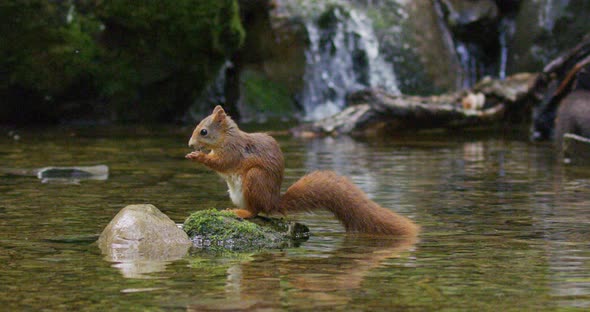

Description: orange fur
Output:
[187,106,419,236]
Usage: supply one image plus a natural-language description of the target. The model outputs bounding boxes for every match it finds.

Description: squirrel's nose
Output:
[188,137,196,148]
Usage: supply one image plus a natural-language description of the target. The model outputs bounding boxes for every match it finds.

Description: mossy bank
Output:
[0,0,244,123]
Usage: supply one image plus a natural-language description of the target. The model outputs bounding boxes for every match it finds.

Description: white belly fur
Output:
[220,173,245,208]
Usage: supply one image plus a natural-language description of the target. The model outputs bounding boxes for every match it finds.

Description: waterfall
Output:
[455,42,479,88]
[538,0,570,30]
[188,61,229,121]
[296,3,400,120]
[498,18,515,79]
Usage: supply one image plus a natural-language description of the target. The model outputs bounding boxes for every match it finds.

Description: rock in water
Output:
[98,204,191,262]
[37,165,109,183]
[0,164,109,183]
[183,209,310,251]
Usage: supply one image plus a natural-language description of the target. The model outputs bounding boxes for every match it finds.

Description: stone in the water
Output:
[0,164,109,183]
[98,204,191,278]
[183,209,310,252]
[37,165,109,183]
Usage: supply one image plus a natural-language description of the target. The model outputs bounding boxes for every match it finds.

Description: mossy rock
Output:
[183,209,310,252]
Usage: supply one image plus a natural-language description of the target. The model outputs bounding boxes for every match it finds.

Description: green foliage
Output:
[0,0,245,122]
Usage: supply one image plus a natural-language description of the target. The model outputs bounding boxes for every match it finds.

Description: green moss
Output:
[184,209,265,240]
[1,1,97,92]
[0,0,246,123]
[212,0,246,55]
[183,209,309,252]
[241,70,296,117]
[95,0,246,121]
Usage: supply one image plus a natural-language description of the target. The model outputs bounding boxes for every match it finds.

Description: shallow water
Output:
[1,126,589,311]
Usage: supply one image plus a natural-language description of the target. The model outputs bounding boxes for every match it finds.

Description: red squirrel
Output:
[186,106,419,236]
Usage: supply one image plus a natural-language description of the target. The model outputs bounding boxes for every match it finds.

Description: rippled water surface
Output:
[1,126,589,311]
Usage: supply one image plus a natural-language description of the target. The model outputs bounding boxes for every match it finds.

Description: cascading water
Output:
[455,42,479,88]
[498,18,515,79]
[187,61,229,121]
[294,2,400,120]
[538,0,570,31]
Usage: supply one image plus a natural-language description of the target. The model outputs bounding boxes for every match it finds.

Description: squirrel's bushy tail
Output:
[279,170,419,236]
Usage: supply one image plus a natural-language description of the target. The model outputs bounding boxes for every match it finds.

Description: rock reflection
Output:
[101,244,189,279]
[97,204,191,279]
[109,259,178,279]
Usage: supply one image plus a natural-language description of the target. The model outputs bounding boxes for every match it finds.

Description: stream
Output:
[1,126,589,310]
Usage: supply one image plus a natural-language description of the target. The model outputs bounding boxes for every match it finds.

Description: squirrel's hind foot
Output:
[226,208,256,219]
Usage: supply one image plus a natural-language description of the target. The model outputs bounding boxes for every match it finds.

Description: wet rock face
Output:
[441,0,499,35]
[190,0,305,122]
[509,0,590,74]
[195,0,469,122]
[98,204,191,261]
[395,0,464,93]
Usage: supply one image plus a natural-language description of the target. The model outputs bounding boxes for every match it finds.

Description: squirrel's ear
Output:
[213,106,227,123]
[213,105,223,114]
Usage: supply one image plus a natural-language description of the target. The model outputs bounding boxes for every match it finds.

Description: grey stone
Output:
[98,204,191,277]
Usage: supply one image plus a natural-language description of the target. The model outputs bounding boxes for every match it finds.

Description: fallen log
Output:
[293,73,536,136]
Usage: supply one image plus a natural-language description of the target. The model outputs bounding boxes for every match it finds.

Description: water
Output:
[280,1,400,120]
[1,126,590,310]
[538,0,570,31]
[498,18,515,80]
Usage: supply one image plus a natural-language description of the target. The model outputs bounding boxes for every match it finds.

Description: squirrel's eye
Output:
[200,129,208,136]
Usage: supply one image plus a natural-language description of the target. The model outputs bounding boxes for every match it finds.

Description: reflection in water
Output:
[100,244,189,279]
[1,128,589,310]
[540,182,590,308]
[110,260,176,280]
[283,235,417,292]
[302,136,379,196]
[188,235,417,311]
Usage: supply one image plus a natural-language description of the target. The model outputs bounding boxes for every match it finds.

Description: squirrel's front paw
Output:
[185,151,205,162]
